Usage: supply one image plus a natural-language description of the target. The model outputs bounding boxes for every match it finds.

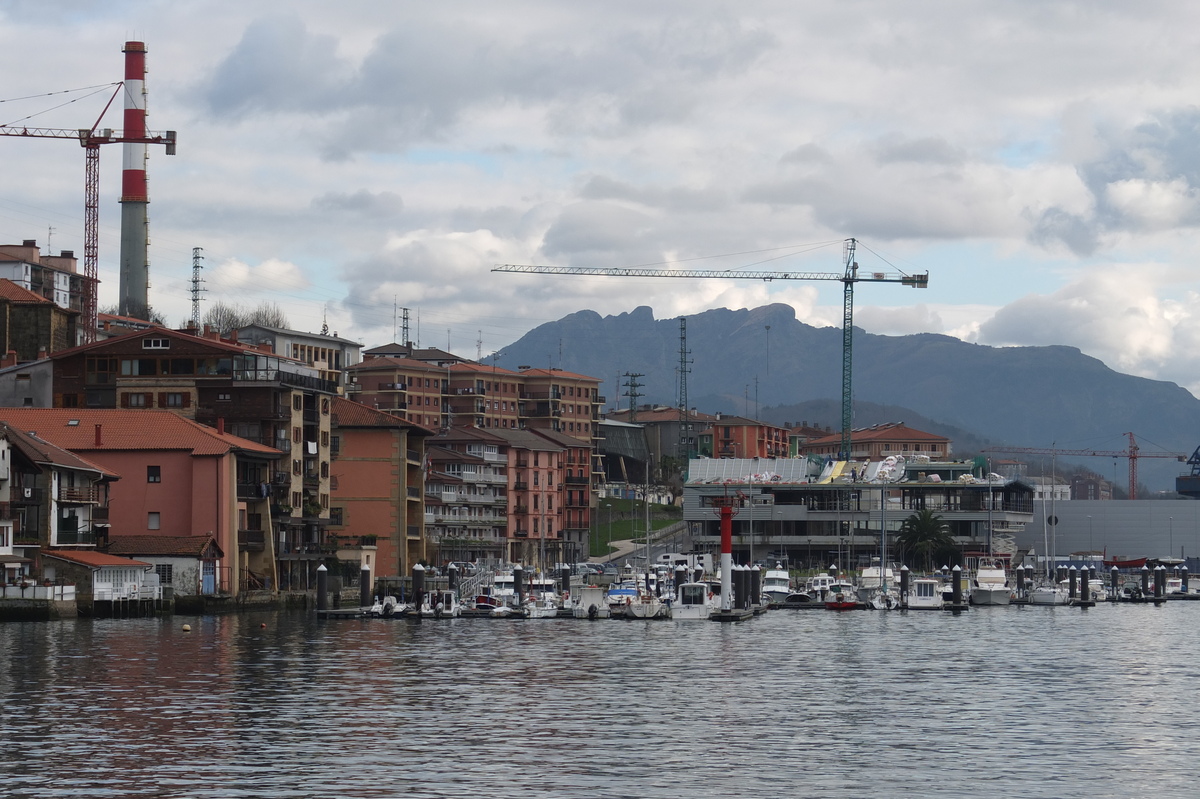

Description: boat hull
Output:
[969,585,1011,606]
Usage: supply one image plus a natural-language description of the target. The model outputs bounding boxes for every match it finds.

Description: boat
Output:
[605,579,640,609]
[761,564,792,604]
[625,592,667,619]
[1027,583,1071,605]
[420,589,461,618]
[969,560,1011,606]
[524,594,560,619]
[1104,556,1147,570]
[669,582,713,620]
[905,577,945,610]
[824,580,859,610]
[572,585,611,619]
[857,558,896,605]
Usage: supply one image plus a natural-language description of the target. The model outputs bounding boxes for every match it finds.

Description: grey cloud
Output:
[312,189,404,216]
[780,143,832,165]
[873,136,965,166]
[578,175,727,212]
[1028,207,1100,257]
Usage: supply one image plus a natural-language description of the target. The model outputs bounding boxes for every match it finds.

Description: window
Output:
[142,337,170,350]
[164,393,186,408]
[155,564,173,585]
[330,507,344,526]
[293,426,302,443]
[291,491,302,507]
[320,431,329,447]
[124,393,148,408]
[321,397,330,414]
[147,512,160,530]
[293,395,303,411]
[292,459,301,475]
[147,466,161,483]
[218,392,231,401]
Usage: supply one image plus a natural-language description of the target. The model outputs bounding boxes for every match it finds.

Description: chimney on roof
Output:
[0,351,15,369]
[37,347,47,361]
[217,418,225,435]
[229,329,238,344]
[22,239,35,248]
[95,424,102,447]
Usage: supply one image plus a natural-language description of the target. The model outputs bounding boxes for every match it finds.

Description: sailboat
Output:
[626,476,665,619]
[1029,459,1069,605]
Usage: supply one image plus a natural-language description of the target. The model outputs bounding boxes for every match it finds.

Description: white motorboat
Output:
[670,582,713,620]
[905,577,945,610]
[1028,583,1071,605]
[761,564,792,604]
[525,595,560,619]
[969,561,1011,606]
[420,589,461,618]
[572,585,611,619]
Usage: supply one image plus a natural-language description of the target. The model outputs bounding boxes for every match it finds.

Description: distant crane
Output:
[494,237,929,459]
[984,432,1185,500]
[0,41,176,339]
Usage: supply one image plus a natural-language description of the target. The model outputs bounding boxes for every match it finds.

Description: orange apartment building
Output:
[697,413,790,459]
[328,397,431,579]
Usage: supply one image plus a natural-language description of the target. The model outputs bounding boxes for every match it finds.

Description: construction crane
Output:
[494,237,929,459]
[983,432,1185,500]
[0,42,176,340]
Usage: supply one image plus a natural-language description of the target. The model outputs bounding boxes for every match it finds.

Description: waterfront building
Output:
[425,428,509,566]
[0,325,340,592]
[40,549,159,613]
[0,420,116,584]
[106,534,224,599]
[683,457,1033,568]
[328,397,431,579]
[0,408,282,597]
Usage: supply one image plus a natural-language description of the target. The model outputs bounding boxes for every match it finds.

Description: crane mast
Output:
[494,237,928,460]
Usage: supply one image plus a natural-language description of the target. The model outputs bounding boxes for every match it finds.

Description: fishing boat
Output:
[669,582,713,620]
[572,585,611,619]
[824,580,859,610]
[761,564,792,604]
[905,577,945,610]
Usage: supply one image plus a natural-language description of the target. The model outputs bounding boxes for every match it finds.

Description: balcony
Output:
[513,529,529,538]
[514,504,529,514]
[55,528,96,546]
[378,382,407,391]
[239,529,266,552]
[58,486,98,504]
[238,483,271,501]
[565,474,588,485]
[513,481,529,491]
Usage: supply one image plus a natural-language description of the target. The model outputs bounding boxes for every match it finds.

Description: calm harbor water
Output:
[1,604,1198,798]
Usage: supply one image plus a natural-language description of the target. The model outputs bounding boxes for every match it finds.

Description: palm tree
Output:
[896,509,956,572]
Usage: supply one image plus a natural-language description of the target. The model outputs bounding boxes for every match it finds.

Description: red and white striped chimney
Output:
[118,41,151,321]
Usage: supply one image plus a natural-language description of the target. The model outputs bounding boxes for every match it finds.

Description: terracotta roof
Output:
[348,356,448,372]
[43,549,151,568]
[107,535,223,558]
[486,427,564,452]
[0,409,282,457]
[47,325,265,361]
[0,279,52,304]
[331,397,434,434]
[0,421,119,478]
[519,367,601,382]
[449,361,520,376]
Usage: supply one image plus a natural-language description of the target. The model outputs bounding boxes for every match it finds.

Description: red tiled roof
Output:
[606,407,721,425]
[0,421,120,478]
[43,549,151,568]
[331,396,434,434]
[47,325,267,361]
[0,409,282,456]
[0,279,52,304]
[107,535,223,558]
[520,367,601,382]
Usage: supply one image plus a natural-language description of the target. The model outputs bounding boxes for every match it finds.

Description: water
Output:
[1,604,1198,798]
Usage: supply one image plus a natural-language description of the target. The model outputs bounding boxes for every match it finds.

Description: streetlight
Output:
[1087,515,1093,555]
[605,503,613,558]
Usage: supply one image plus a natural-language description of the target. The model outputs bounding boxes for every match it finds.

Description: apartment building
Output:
[424,427,510,566]
[0,241,94,325]
[798,422,951,461]
[328,397,430,578]
[0,408,282,597]
[0,326,338,591]
[0,279,77,362]
[236,325,362,389]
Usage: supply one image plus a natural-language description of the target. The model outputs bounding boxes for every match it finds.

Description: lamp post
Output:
[1087,515,1093,555]
[605,502,613,559]
[1169,516,1174,559]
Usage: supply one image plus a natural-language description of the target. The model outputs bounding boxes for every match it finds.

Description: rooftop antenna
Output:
[321,305,329,336]
[476,330,483,362]
[47,226,55,254]
[189,247,205,326]
[402,307,410,346]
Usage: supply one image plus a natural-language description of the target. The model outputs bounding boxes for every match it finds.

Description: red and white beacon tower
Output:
[118,41,151,320]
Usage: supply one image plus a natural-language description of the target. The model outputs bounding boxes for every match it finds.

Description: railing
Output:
[237,483,272,500]
[58,486,98,504]
[513,481,529,491]
[239,529,266,551]
[231,368,339,394]
[54,529,96,546]
[407,525,421,539]
[565,475,588,485]
[407,486,421,498]
[0,584,75,601]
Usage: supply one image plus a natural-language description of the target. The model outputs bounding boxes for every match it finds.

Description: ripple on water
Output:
[1,604,1199,797]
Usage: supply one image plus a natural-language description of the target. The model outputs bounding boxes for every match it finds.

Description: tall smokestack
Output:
[118,41,150,321]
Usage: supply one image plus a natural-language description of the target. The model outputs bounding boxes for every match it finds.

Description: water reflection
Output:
[0,605,1198,796]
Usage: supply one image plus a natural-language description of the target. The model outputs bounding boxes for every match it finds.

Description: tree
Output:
[202,301,290,335]
[895,509,956,572]
[246,301,289,329]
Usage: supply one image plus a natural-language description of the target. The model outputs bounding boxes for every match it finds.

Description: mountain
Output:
[495,303,1200,491]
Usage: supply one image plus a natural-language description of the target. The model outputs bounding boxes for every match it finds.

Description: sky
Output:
[3,2,1200,393]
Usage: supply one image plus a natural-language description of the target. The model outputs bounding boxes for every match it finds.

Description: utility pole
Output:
[677,317,692,463]
[623,372,644,423]
[189,247,205,327]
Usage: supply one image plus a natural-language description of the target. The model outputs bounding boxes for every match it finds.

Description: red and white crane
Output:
[0,41,176,341]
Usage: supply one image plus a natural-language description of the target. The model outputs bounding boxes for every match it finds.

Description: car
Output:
[447,561,477,575]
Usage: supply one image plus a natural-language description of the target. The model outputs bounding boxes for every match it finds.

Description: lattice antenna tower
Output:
[189,247,205,326]
[677,317,693,460]
[623,372,645,423]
